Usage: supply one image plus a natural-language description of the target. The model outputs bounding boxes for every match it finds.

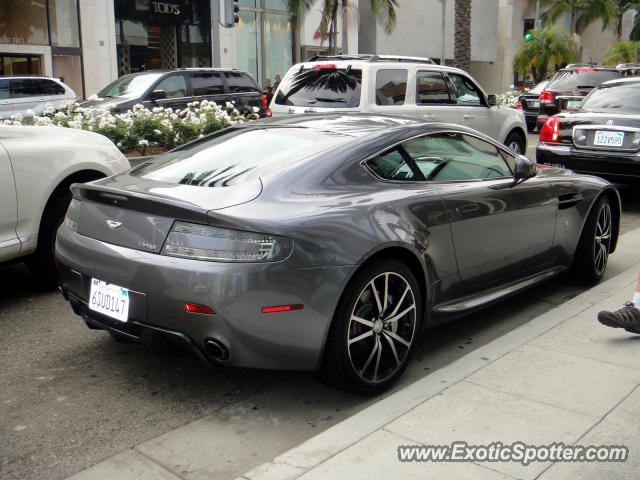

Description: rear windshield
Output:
[547,69,621,91]
[274,67,362,108]
[131,127,351,187]
[581,83,640,114]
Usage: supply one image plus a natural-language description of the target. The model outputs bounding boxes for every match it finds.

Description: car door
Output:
[404,132,557,286]
[0,141,19,261]
[414,70,461,124]
[370,68,410,116]
[0,79,12,119]
[447,72,500,140]
[145,73,190,110]
[10,79,41,117]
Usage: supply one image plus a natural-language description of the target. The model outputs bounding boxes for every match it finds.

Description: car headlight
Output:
[162,222,292,262]
[63,198,81,232]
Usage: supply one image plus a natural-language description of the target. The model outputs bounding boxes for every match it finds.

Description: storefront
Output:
[114,0,211,76]
[0,0,85,97]
[236,0,293,87]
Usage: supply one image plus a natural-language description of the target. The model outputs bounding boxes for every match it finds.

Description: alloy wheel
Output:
[594,202,612,276]
[347,271,416,384]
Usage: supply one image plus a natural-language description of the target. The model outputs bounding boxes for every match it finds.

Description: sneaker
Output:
[597,302,640,334]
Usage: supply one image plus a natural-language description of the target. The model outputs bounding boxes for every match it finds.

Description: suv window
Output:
[225,72,258,93]
[34,79,64,95]
[0,79,9,100]
[11,79,34,98]
[403,133,511,181]
[154,75,187,99]
[274,67,362,108]
[416,71,453,104]
[547,69,621,91]
[375,69,408,105]
[449,73,483,105]
[189,72,225,95]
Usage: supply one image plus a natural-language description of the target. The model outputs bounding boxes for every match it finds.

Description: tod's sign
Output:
[151,1,181,14]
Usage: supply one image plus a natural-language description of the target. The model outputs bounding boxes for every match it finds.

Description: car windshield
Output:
[97,73,164,98]
[546,69,621,91]
[274,67,362,108]
[580,83,640,113]
[131,127,351,187]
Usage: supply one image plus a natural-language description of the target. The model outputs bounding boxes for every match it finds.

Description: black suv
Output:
[538,64,626,122]
[82,68,266,115]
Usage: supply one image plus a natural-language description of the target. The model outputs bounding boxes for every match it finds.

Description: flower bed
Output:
[3,99,260,155]
[497,85,529,109]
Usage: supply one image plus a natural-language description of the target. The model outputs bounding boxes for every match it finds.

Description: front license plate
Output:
[594,130,624,147]
[89,278,130,322]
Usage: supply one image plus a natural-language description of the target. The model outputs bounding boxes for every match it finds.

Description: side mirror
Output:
[150,90,167,101]
[514,154,536,180]
[487,94,498,106]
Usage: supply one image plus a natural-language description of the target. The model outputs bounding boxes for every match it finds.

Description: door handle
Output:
[461,203,479,212]
[463,114,472,119]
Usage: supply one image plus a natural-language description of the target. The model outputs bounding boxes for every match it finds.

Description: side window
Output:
[0,80,9,100]
[11,79,34,98]
[402,133,512,181]
[365,147,417,181]
[154,75,187,99]
[225,72,258,93]
[35,79,65,95]
[375,69,408,105]
[448,73,483,106]
[189,72,224,95]
[416,71,453,104]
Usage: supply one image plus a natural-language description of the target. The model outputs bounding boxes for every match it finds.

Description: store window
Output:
[0,0,49,45]
[0,55,42,76]
[49,0,80,48]
[237,10,263,84]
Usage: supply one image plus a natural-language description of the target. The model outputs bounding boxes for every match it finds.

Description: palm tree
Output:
[603,40,640,62]
[538,0,612,39]
[454,0,472,71]
[513,26,577,83]
[607,0,640,40]
[286,0,399,55]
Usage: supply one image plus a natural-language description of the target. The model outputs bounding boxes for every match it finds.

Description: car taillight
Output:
[516,98,523,109]
[312,64,337,69]
[539,91,553,104]
[63,198,81,232]
[266,108,272,117]
[261,94,267,108]
[540,116,560,143]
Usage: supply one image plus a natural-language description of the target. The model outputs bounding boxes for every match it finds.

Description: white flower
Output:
[13,113,23,122]
[26,109,35,116]
[153,129,161,135]
[88,94,102,101]
[138,139,149,146]
[117,142,122,147]
[12,120,21,126]
[252,106,260,113]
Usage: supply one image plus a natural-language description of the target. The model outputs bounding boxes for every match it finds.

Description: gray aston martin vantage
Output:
[56,114,620,394]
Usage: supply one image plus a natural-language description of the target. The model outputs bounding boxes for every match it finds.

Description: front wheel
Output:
[505,132,525,155]
[573,196,613,284]
[321,260,422,395]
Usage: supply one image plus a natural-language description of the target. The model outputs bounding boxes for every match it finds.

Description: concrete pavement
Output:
[65,227,640,480]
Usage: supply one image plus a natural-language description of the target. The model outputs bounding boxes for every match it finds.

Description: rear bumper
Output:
[536,143,640,182]
[55,225,354,371]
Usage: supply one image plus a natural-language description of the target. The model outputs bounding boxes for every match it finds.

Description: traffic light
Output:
[223,0,239,27]
[525,32,532,40]
[523,18,534,40]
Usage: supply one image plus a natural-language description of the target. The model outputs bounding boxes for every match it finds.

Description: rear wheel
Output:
[574,196,612,284]
[322,259,422,395]
[505,131,525,154]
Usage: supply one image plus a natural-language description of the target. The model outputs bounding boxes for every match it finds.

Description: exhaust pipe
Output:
[204,338,230,361]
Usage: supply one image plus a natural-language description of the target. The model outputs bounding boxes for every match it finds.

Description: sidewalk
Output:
[240,265,640,478]
[66,229,640,480]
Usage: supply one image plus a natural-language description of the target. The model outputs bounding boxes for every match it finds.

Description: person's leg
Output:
[597,272,640,333]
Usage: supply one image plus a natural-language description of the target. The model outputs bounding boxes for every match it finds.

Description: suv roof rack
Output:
[305,54,436,65]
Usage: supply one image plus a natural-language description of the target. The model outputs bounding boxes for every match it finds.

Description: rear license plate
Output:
[89,278,130,322]
[594,130,624,147]
[567,100,582,109]
[532,101,539,108]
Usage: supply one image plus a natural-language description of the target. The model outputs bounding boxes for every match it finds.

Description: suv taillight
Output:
[540,116,560,143]
[516,98,523,109]
[261,94,267,108]
[266,108,272,118]
[539,91,554,104]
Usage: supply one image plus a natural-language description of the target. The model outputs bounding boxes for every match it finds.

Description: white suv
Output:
[0,76,77,119]
[269,55,527,153]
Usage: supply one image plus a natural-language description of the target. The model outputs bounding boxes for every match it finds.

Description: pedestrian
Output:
[597,271,640,333]
[263,78,274,104]
[273,74,281,90]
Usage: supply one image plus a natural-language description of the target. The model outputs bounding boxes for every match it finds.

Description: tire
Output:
[505,131,525,155]
[573,196,613,284]
[25,192,71,286]
[526,123,536,133]
[321,259,422,395]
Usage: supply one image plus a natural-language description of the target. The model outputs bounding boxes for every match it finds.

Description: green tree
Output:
[286,0,399,55]
[606,0,640,40]
[603,40,640,63]
[513,26,577,83]
[454,0,472,71]
[537,0,612,39]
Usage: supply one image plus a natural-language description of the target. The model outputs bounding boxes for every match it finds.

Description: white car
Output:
[0,126,130,281]
[269,55,528,153]
[0,76,77,119]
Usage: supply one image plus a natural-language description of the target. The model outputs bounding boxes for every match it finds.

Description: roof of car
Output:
[0,75,64,80]
[295,57,470,76]
[598,76,640,87]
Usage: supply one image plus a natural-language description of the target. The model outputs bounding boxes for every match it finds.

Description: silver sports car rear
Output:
[56,114,620,394]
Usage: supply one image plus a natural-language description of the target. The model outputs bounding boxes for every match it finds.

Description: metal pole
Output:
[535,0,541,28]
[440,0,446,65]
[211,0,221,67]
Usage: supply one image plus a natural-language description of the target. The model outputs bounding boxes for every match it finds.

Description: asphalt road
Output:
[1,140,639,479]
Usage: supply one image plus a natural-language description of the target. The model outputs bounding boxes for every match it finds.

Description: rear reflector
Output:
[185,303,215,314]
[262,304,304,313]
